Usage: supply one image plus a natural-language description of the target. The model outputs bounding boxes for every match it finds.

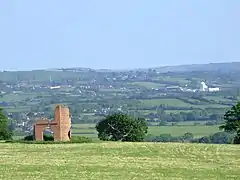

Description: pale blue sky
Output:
[0,0,239,70]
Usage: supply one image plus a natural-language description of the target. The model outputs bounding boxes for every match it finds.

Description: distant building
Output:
[199,81,220,92]
[208,87,220,92]
[50,86,61,89]
[200,81,208,91]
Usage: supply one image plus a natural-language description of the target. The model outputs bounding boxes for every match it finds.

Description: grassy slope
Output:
[0,142,239,180]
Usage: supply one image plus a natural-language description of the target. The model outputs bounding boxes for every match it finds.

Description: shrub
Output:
[6,135,93,144]
[44,134,54,141]
[209,132,233,144]
[23,134,54,141]
[70,136,93,143]
[196,136,211,143]
[23,134,34,141]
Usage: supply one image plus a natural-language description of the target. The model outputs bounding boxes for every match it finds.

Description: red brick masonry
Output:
[34,105,71,141]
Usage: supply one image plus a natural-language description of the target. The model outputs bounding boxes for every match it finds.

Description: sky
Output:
[0,0,239,70]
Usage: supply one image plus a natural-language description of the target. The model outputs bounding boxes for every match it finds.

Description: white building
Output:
[50,86,61,89]
[200,81,208,91]
[199,81,220,92]
[208,87,220,92]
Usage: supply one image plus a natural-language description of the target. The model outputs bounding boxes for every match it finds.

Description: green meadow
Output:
[0,142,239,180]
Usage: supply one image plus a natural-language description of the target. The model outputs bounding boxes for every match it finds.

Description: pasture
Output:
[71,124,220,138]
[0,142,239,179]
[131,81,166,88]
[139,98,231,109]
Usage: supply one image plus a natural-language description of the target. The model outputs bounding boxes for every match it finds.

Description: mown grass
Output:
[0,142,239,179]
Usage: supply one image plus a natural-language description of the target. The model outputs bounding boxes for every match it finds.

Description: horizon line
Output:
[1,61,239,72]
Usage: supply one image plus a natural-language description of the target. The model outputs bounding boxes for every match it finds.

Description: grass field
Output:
[13,124,221,140]
[140,98,231,108]
[0,142,239,179]
[140,99,190,107]
[131,82,166,88]
[148,125,220,137]
[0,93,40,102]
[71,124,220,138]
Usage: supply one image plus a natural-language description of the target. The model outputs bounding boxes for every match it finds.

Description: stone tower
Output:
[51,105,71,141]
[34,104,71,141]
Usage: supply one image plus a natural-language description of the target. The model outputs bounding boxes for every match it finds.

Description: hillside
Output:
[0,142,239,180]
[60,61,240,73]
[1,61,240,139]
[1,61,240,73]
[153,62,240,73]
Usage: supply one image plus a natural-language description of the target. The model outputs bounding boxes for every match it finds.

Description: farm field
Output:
[0,142,239,180]
[139,98,231,108]
[131,82,167,88]
[71,124,221,138]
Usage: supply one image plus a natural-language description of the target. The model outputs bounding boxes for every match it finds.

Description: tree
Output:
[219,102,240,144]
[210,132,233,144]
[197,136,211,143]
[95,113,148,142]
[0,107,12,140]
[183,132,194,141]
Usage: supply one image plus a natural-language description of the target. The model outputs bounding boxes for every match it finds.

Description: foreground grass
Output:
[0,142,239,180]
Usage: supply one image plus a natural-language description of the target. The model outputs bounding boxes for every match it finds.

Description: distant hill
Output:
[149,62,240,73]
[2,62,240,73]
[57,62,240,73]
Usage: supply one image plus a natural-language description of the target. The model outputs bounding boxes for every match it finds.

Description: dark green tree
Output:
[0,107,13,140]
[96,113,148,142]
[219,102,240,144]
[183,132,194,141]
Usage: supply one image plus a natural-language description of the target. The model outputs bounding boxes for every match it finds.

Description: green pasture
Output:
[71,124,220,138]
[0,93,38,102]
[140,98,190,107]
[0,142,239,179]
[131,82,166,88]
[148,125,220,137]
[160,76,190,84]
[140,98,231,108]
[5,107,30,113]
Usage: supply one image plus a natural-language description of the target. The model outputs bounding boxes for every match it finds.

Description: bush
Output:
[233,132,240,144]
[195,136,211,143]
[23,134,54,141]
[183,132,194,141]
[192,132,234,144]
[209,132,233,144]
[44,134,54,141]
[6,135,93,144]
[70,136,93,143]
[23,134,34,141]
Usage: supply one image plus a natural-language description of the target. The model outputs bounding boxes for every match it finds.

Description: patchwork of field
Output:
[0,142,239,180]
